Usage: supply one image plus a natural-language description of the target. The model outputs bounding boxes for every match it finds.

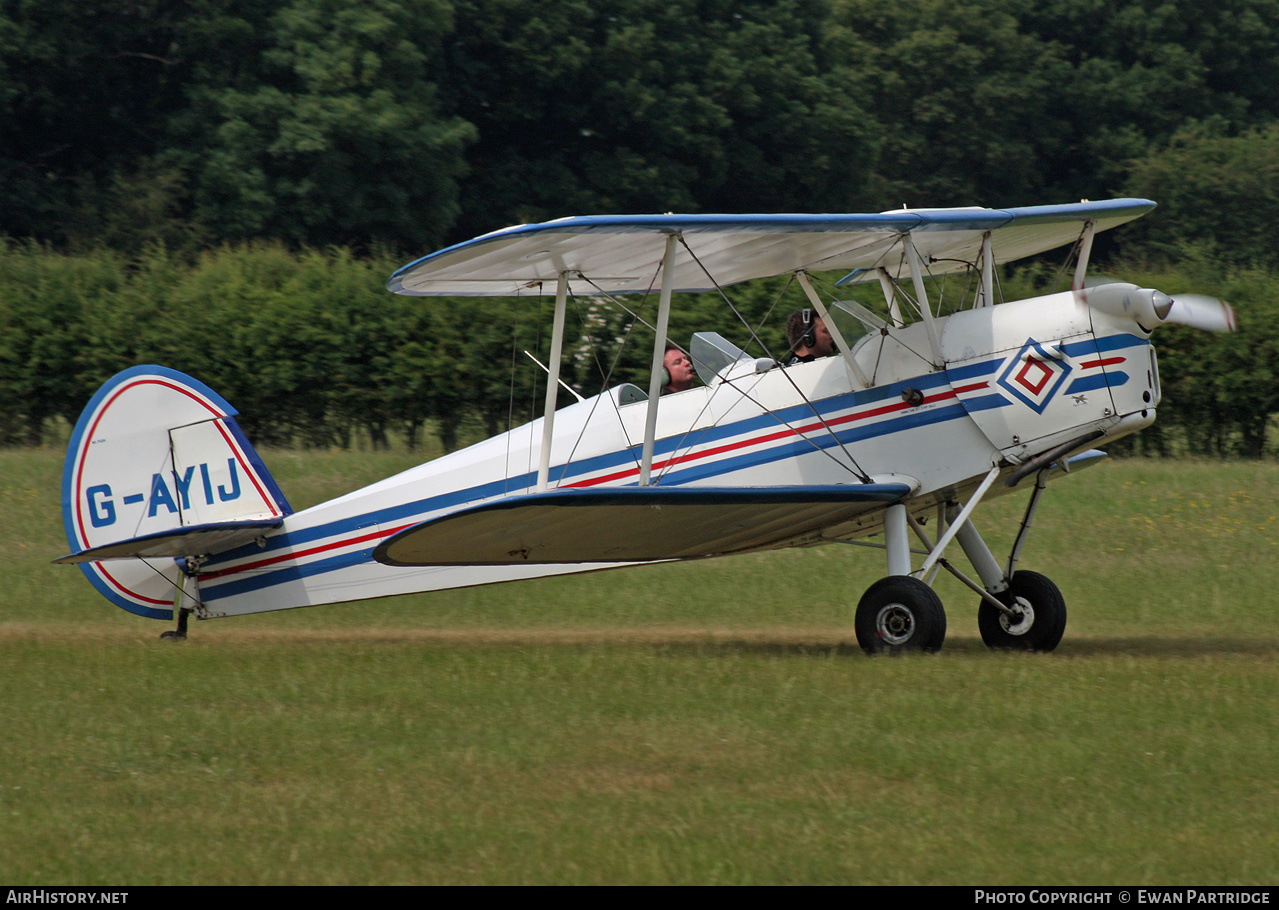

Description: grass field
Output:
[2,446,1278,884]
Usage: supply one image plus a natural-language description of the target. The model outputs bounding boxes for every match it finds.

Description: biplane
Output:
[57,198,1237,652]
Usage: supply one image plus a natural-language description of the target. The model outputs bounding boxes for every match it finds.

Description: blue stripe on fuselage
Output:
[199,375,982,601]
[204,371,960,566]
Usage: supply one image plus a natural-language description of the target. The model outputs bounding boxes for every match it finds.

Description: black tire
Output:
[978,570,1066,652]
[855,576,947,655]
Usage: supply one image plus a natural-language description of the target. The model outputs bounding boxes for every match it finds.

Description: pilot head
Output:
[661,344,695,394]
[786,308,835,361]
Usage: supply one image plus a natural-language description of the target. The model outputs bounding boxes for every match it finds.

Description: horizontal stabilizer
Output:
[54,519,283,565]
[373,484,912,567]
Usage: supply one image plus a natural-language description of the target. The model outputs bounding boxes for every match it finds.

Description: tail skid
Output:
[60,366,291,619]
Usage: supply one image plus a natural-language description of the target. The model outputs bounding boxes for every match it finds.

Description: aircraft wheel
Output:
[855,576,947,655]
[978,570,1066,652]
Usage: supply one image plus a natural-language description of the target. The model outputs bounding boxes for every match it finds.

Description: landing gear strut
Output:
[160,562,199,641]
[854,503,947,654]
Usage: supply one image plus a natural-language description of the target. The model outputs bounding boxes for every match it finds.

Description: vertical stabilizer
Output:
[61,366,291,619]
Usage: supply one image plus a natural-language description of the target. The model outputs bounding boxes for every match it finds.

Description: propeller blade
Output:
[1166,294,1239,333]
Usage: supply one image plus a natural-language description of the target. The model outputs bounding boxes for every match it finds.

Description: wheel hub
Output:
[999,596,1035,636]
[876,603,916,645]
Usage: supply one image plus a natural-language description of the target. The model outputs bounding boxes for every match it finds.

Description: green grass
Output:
[3,447,1279,884]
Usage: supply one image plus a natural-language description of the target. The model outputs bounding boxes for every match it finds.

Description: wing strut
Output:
[639,233,679,485]
[876,268,906,327]
[977,232,995,308]
[1072,220,1097,291]
[536,271,571,491]
[902,234,943,367]
[796,271,871,389]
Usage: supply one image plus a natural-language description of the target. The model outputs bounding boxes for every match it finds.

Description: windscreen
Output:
[689,332,750,386]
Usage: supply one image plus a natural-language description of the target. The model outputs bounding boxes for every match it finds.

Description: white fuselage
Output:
[191,290,1158,618]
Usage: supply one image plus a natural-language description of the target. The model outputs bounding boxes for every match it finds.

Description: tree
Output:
[824,0,1074,207]
[1122,125,1279,269]
[442,0,879,240]
[171,0,475,251]
[0,242,121,444]
[1016,0,1279,200]
[0,1,276,249]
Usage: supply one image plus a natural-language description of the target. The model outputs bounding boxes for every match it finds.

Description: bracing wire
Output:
[675,238,873,483]
[571,268,870,485]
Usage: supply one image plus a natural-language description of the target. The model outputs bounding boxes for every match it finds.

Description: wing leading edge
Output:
[373,484,913,566]
[388,199,1156,298]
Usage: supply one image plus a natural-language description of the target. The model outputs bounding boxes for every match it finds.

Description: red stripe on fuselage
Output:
[565,388,958,489]
[202,385,973,585]
[197,521,419,581]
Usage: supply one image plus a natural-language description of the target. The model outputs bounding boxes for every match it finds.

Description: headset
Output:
[800,308,817,349]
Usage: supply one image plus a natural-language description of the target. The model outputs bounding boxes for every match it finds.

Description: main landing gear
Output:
[853,467,1067,655]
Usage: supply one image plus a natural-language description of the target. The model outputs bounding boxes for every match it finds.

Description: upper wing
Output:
[373,483,912,566]
[388,199,1156,298]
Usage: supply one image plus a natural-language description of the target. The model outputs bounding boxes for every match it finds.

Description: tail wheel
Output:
[978,570,1066,652]
[855,576,947,655]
